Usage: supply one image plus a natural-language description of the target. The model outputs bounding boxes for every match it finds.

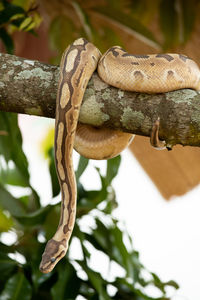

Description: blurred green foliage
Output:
[0,117,178,299]
[2,0,198,298]
[47,0,200,64]
[0,0,41,53]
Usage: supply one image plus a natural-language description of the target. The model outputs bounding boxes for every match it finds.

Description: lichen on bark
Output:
[0,52,200,147]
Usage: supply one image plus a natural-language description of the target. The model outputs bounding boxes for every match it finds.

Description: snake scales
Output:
[39,38,200,273]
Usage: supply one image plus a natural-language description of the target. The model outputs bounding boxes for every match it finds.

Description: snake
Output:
[39,38,200,273]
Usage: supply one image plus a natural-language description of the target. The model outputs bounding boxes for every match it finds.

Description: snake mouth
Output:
[39,257,53,274]
[39,264,50,274]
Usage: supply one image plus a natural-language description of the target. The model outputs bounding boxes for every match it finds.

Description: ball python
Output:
[39,38,200,273]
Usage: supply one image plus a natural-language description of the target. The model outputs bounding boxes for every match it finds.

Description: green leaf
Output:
[113,277,160,300]
[0,252,18,285]
[129,0,160,24]
[0,1,25,26]
[94,26,124,53]
[90,218,141,281]
[40,127,54,158]
[0,2,4,11]
[10,13,25,21]
[95,5,160,50]
[151,272,165,293]
[0,242,12,253]
[43,204,60,239]
[73,223,91,259]
[151,272,179,292]
[51,260,81,300]
[49,15,77,63]
[40,129,59,197]
[15,205,52,226]
[48,148,60,197]
[105,155,121,185]
[102,188,117,215]
[0,112,29,183]
[160,0,197,47]
[11,0,33,10]
[24,19,35,32]
[0,184,26,217]
[0,28,14,54]
[19,16,32,30]
[0,112,40,208]
[96,219,124,262]
[179,0,197,43]
[0,208,13,232]
[164,280,179,289]
[109,222,136,278]
[71,1,93,41]
[77,260,111,300]
[0,272,32,300]
[0,160,28,187]
[159,0,178,49]
[77,186,108,217]
[76,156,89,181]
[77,164,112,217]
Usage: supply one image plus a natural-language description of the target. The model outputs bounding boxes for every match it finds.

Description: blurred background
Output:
[0,0,200,299]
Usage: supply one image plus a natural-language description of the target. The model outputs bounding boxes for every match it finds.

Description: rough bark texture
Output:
[1,52,200,147]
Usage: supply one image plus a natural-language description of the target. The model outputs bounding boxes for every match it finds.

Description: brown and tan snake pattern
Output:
[39,38,200,273]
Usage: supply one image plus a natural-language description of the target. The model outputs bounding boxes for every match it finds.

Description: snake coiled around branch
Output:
[39,38,200,273]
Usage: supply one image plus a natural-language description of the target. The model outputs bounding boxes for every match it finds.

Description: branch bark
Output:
[1,52,200,147]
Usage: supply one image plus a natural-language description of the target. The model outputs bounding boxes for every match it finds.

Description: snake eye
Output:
[50,257,56,263]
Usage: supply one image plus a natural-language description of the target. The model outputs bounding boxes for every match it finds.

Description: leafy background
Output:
[0,0,200,299]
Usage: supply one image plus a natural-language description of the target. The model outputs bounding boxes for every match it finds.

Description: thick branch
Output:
[1,52,200,147]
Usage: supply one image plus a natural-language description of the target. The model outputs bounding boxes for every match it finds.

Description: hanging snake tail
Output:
[39,38,101,273]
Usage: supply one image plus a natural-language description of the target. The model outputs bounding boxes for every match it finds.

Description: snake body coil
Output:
[40,38,200,273]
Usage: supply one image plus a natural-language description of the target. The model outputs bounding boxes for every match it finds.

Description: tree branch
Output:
[0,52,200,147]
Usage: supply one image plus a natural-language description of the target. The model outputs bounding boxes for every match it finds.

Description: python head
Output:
[39,238,67,273]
